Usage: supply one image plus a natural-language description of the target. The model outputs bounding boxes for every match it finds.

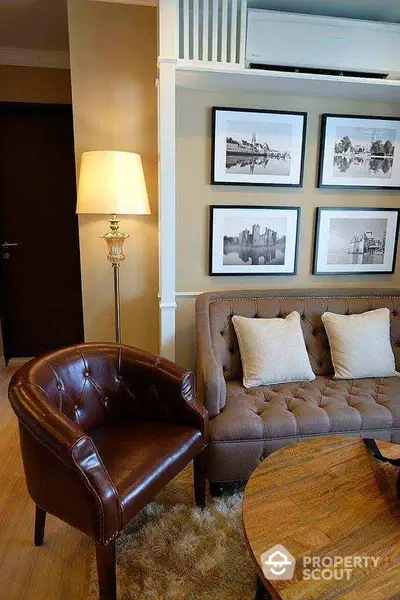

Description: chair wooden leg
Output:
[34,505,46,547]
[194,451,207,507]
[96,540,117,600]
[255,576,272,600]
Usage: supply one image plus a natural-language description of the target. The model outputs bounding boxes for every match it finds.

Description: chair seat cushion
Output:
[210,376,400,442]
[90,421,203,526]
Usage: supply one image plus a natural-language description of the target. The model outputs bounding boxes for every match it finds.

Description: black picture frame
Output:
[318,113,400,189]
[209,205,301,276]
[211,107,307,187]
[313,207,400,275]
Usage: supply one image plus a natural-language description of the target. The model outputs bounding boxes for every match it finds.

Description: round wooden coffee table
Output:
[243,437,400,600]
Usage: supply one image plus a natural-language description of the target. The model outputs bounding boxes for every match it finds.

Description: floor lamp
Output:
[76,151,150,344]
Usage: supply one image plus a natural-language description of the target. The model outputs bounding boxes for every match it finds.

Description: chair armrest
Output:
[153,358,209,443]
[9,382,121,543]
[10,382,85,461]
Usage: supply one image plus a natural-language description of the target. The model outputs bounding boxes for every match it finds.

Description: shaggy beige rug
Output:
[88,466,256,600]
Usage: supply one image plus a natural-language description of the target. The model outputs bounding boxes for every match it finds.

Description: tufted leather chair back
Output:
[11,343,172,431]
[198,290,400,382]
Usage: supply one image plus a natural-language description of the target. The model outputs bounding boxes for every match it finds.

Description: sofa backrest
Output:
[196,289,400,384]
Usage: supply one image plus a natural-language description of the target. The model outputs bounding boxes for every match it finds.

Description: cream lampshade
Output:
[76,150,150,344]
[77,150,150,215]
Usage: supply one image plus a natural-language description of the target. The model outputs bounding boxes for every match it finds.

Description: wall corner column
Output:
[158,0,178,360]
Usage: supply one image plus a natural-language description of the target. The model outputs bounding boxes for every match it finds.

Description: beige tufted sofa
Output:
[196,289,400,484]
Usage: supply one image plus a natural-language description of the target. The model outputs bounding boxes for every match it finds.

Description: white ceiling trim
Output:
[0,47,70,70]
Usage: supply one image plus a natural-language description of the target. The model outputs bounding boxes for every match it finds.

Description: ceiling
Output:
[247,0,400,23]
[1,0,400,55]
[0,0,69,52]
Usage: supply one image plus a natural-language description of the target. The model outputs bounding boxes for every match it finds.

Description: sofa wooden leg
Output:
[34,505,46,547]
[96,540,117,600]
[194,452,207,507]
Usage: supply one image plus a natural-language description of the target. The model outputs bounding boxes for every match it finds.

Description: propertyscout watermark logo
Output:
[261,545,296,580]
[261,545,380,581]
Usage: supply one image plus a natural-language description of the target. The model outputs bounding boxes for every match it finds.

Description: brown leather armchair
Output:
[8,343,208,600]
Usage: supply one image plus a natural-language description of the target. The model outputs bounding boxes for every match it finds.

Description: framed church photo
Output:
[209,205,300,276]
[313,207,400,275]
[211,107,307,187]
[318,114,400,189]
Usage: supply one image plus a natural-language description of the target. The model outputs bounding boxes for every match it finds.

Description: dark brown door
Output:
[0,102,84,360]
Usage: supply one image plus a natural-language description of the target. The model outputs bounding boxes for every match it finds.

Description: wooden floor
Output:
[0,366,92,600]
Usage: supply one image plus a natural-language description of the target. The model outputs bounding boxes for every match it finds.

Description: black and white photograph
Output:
[313,208,400,275]
[318,114,400,189]
[211,108,307,186]
[209,206,300,276]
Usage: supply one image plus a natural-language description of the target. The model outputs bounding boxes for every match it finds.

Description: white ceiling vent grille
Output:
[178,0,247,65]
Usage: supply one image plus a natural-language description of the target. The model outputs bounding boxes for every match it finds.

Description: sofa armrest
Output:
[196,295,227,419]
[197,352,226,420]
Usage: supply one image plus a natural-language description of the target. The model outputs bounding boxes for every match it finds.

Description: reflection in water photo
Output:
[225,155,291,176]
[313,208,400,275]
[223,218,286,266]
[327,217,387,266]
[333,156,393,179]
[212,108,307,186]
[318,115,400,189]
[210,206,300,276]
[332,125,395,179]
[225,119,292,176]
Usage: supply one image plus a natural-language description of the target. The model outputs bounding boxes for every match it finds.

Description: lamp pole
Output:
[113,265,121,344]
[102,214,128,344]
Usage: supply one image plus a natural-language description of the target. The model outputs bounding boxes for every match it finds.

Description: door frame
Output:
[0,330,5,371]
[0,101,83,369]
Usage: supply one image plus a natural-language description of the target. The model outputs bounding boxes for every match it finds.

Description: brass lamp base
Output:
[102,214,129,344]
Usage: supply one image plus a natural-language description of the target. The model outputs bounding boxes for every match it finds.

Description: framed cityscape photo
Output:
[318,114,400,189]
[313,207,400,275]
[211,107,307,187]
[209,205,300,276]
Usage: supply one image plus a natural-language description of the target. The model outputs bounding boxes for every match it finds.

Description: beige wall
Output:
[176,90,400,369]
[67,0,159,353]
[0,65,72,103]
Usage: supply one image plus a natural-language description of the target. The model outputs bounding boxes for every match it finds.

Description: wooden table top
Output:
[242,437,400,600]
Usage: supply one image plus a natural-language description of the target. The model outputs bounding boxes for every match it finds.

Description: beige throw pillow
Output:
[232,311,316,389]
[321,308,398,379]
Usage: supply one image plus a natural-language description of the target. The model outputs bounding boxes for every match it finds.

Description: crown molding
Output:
[87,0,157,5]
[0,47,70,70]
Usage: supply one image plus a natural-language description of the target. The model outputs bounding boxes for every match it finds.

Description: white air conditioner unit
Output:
[246,9,400,78]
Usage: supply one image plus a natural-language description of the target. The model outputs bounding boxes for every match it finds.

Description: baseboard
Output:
[8,357,33,367]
